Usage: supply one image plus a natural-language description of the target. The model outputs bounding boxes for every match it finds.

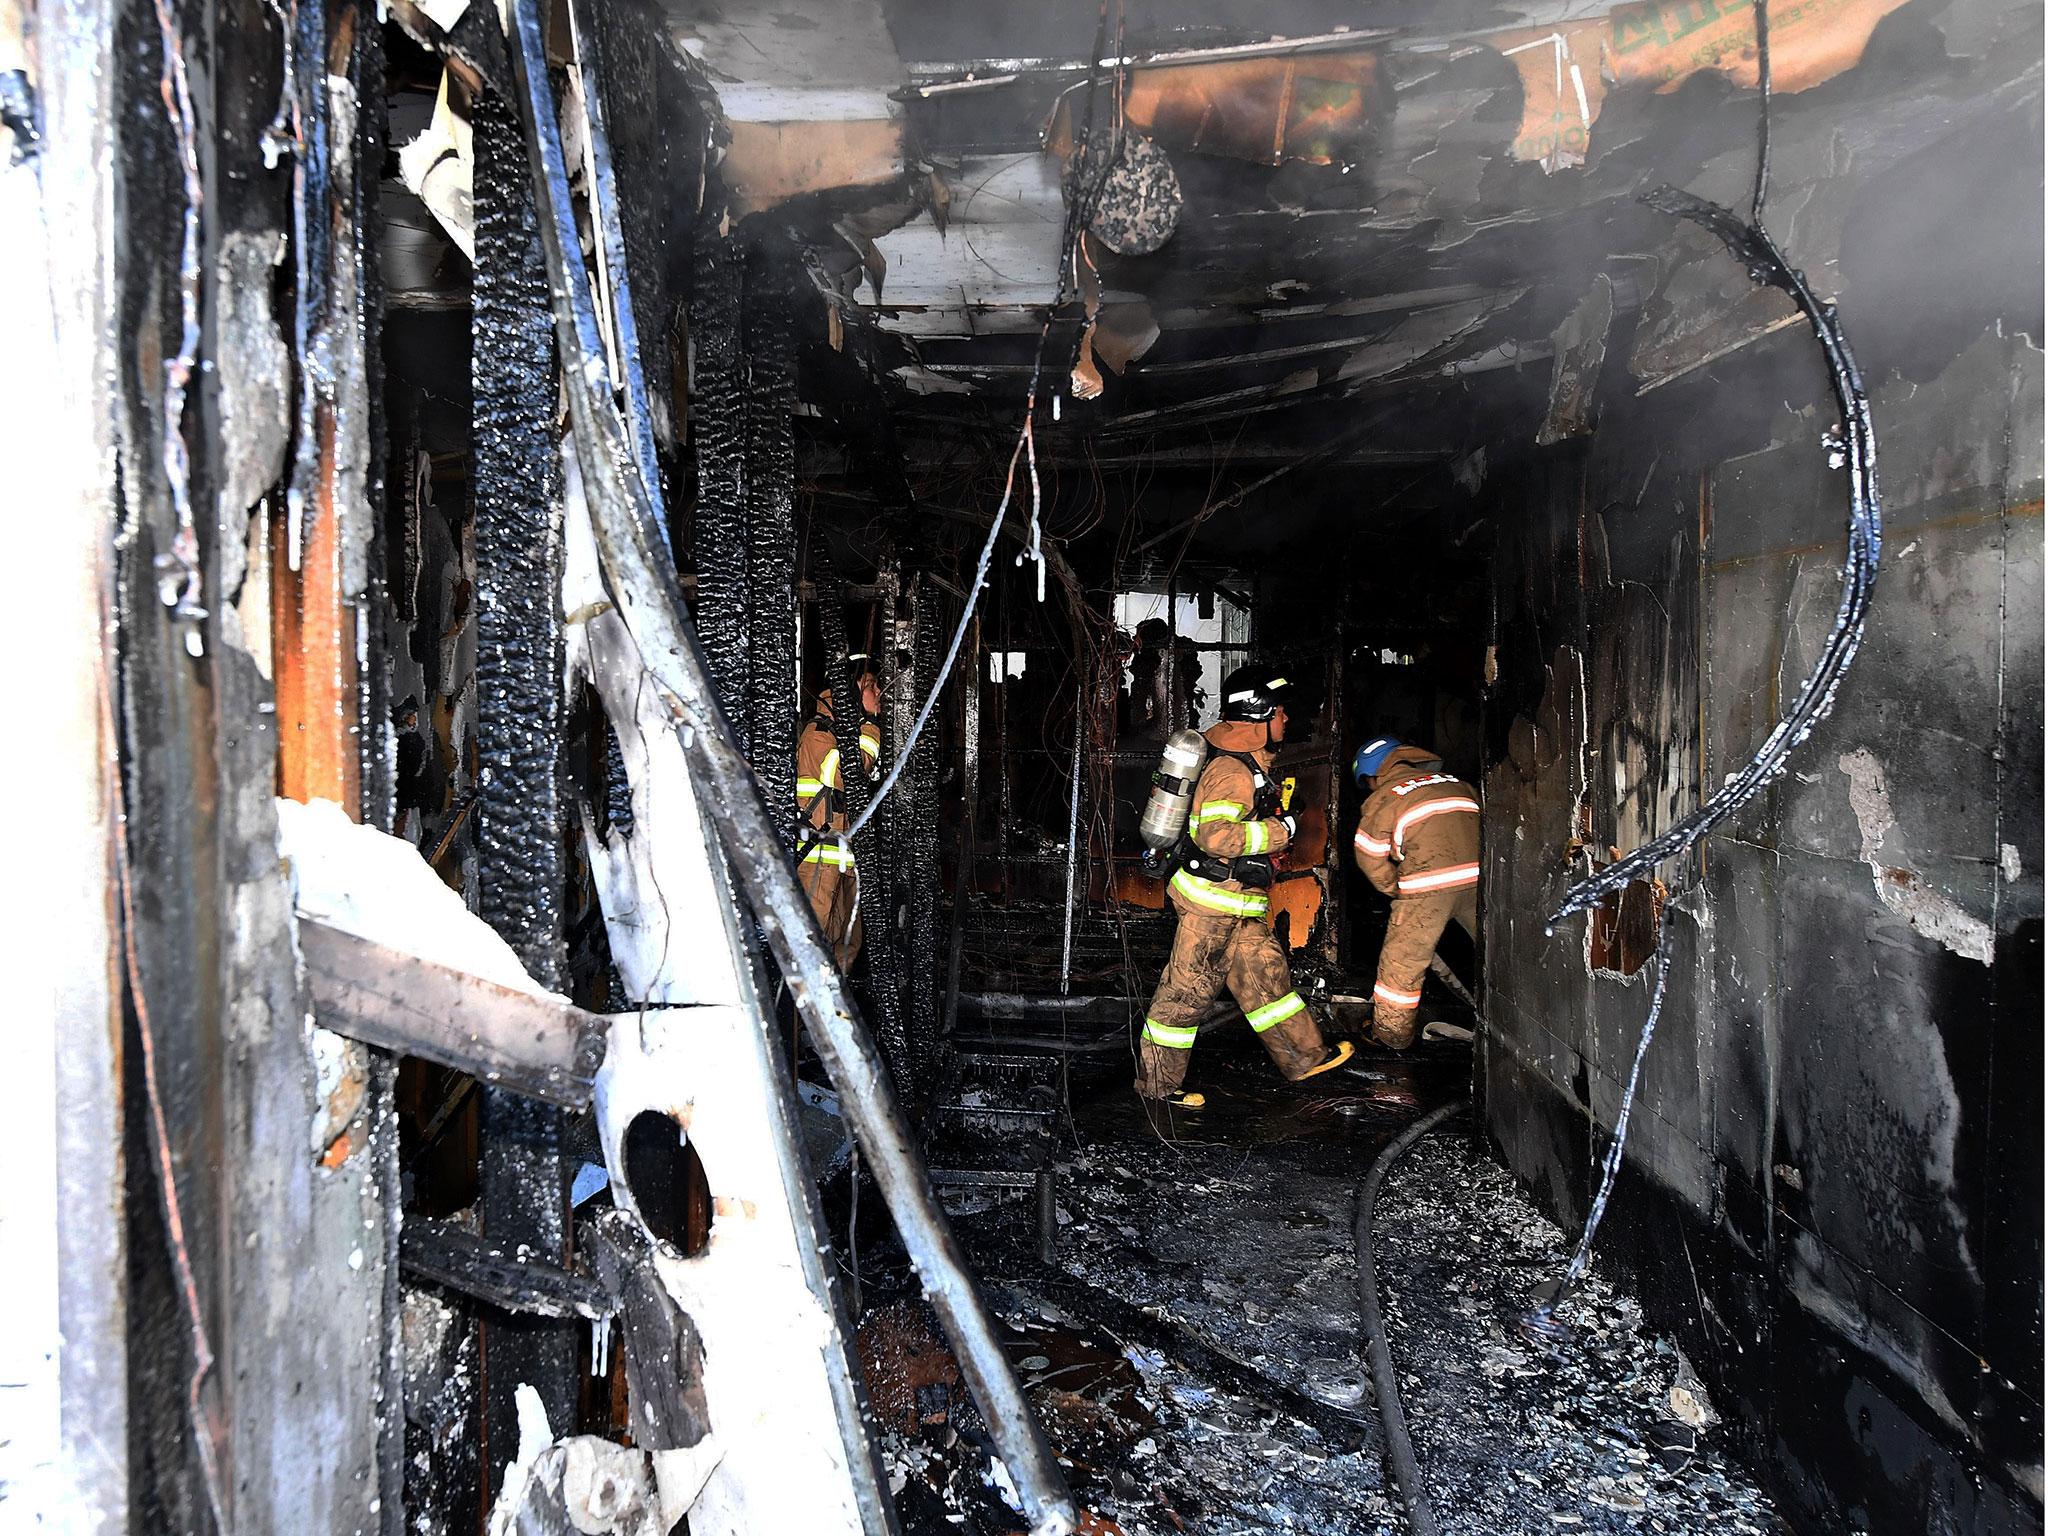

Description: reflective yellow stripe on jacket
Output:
[1188,799,1269,853]
[796,747,843,804]
[1169,866,1269,918]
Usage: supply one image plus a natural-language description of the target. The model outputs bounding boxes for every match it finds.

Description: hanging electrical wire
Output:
[151,0,208,655]
[843,428,1028,846]
[834,0,1128,849]
[1529,0,1882,1333]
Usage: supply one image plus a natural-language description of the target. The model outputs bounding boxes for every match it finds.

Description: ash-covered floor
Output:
[844,1029,1784,1535]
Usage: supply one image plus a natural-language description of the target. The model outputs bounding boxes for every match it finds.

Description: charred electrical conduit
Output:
[502,7,1077,1530]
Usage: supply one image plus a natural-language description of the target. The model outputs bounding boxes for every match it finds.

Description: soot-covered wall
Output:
[1477,7,2043,1532]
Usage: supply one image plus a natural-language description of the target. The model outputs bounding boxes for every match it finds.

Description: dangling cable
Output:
[833,0,1124,848]
[841,430,1026,847]
[1532,0,1882,1326]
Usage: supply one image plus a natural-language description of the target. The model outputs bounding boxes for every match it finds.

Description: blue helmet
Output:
[1352,736,1402,786]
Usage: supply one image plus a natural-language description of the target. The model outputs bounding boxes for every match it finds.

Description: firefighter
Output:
[1136,665,1356,1108]
[1350,735,1480,1049]
[795,662,883,969]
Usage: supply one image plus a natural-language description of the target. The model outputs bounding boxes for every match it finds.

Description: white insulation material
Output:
[562,448,743,1009]
[1836,749,1996,965]
[274,794,550,994]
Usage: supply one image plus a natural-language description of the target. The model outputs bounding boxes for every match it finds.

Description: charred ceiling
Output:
[606,0,2033,602]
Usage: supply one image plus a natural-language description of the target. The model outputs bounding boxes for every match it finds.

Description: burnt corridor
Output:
[9,0,2042,1534]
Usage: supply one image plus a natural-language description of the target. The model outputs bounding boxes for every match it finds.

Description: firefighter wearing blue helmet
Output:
[1350,735,1481,1049]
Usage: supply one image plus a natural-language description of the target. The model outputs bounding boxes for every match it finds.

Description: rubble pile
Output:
[884,1043,1786,1535]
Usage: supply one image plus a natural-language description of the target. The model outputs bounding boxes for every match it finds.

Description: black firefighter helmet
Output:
[1218,664,1294,723]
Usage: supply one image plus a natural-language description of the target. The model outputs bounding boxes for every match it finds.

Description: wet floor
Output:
[848,1024,1782,1535]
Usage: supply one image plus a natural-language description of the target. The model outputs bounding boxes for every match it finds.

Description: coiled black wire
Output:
[1533,0,1882,1332]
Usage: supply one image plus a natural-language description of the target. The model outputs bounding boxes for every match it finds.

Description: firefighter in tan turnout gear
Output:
[1136,666,1356,1109]
[795,662,883,970]
[1350,735,1480,1049]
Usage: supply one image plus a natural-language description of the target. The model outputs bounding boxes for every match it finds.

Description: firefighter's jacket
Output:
[1168,720,1292,921]
[794,691,881,873]
[1352,745,1480,899]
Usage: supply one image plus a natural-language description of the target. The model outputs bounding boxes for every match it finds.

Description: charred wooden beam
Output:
[744,245,798,821]
[402,1218,614,1322]
[299,920,608,1106]
[904,577,944,1085]
[470,82,576,1490]
[580,1211,713,1451]
[689,232,750,740]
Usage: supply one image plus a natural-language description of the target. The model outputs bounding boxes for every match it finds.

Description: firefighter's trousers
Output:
[1370,886,1478,1048]
[799,860,863,971]
[1136,909,1328,1099]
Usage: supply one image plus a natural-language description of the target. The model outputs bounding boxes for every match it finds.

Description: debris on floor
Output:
[870,1037,1786,1535]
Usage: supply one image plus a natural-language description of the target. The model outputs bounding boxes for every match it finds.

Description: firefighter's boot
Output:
[1258,1007,1352,1082]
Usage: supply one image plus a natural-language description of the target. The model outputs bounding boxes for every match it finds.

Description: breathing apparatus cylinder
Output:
[1140,730,1208,851]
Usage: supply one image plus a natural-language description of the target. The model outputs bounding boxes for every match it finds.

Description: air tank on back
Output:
[1139,729,1208,850]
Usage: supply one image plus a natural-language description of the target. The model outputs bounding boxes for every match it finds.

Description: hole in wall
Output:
[620,1109,713,1256]
[1589,877,1663,976]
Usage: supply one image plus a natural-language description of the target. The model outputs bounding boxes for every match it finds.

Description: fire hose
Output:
[1354,1100,1465,1536]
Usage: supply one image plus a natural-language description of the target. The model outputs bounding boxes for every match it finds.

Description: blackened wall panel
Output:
[469,86,575,1489]
[1484,321,2042,1536]
[1479,39,2043,1531]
